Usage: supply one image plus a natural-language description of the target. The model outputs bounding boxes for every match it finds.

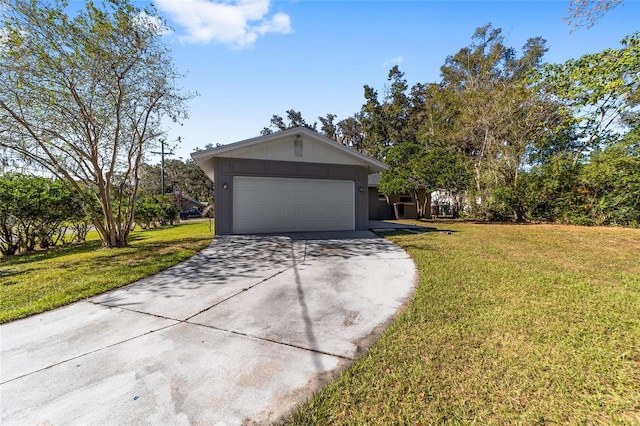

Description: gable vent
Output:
[294,136,303,156]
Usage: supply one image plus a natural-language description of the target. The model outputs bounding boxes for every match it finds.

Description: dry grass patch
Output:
[282,223,640,425]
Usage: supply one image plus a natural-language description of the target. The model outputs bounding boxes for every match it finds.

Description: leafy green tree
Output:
[336,114,366,152]
[11,175,51,251]
[139,158,214,204]
[379,144,472,218]
[519,32,639,226]
[363,67,432,217]
[138,164,163,197]
[32,179,79,249]
[378,142,427,212]
[361,66,416,160]
[177,159,215,204]
[67,188,97,243]
[524,132,639,227]
[318,113,338,141]
[422,148,473,217]
[438,25,560,220]
[536,32,639,164]
[0,0,192,248]
[580,133,640,226]
[520,153,585,223]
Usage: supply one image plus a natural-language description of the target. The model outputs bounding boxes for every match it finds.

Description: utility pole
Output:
[151,138,173,194]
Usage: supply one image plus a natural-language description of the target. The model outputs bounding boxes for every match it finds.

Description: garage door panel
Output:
[233,177,355,233]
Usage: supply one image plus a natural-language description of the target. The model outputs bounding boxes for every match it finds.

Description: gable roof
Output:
[191,127,388,181]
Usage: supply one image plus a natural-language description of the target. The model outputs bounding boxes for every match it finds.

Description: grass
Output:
[0,221,214,323]
[282,223,640,425]
[3,221,638,422]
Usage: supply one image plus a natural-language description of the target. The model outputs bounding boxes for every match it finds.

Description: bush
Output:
[522,140,640,227]
[135,195,179,229]
[580,141,640,227]
[0,175,20,256]
[0,174,88,255]
[522,154,589,224]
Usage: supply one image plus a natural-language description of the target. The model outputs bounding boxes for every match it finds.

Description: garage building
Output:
[191,127,388,235]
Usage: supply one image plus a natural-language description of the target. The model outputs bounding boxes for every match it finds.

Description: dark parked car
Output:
[179,208,203,220]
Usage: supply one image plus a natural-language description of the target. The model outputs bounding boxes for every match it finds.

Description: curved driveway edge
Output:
[0,231,416,425]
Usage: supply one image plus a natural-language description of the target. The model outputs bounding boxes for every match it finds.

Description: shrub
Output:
[0,174,88,255]
[135,194,179,229]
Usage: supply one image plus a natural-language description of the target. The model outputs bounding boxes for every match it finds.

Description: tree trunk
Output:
[413,188,433,219]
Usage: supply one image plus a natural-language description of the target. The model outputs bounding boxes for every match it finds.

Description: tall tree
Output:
[0,0,192,248]
[438,25,561,219]
[336,114,366,152]
[361,66,415,160]
[536,32,639,164]
[318,113,338,141]
[318,112,367,152]
[260,109,317,135]
[364,67,441,217]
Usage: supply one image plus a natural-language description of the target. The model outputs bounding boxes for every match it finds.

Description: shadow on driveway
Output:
[1,230,417,425]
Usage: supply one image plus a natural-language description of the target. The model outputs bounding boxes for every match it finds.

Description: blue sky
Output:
[147,0,640,161]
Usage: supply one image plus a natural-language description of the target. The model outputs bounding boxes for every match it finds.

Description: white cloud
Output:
[382,56,403,67]
[155,0,291,48]
[134,12,171,37]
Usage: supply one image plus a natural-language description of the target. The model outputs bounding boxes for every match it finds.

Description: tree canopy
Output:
[369,26,637,224]
[260,109,318,135]
[138,157,214,204]
[0,0,193,247]
[255,22,639,226]
[536,32,639,164]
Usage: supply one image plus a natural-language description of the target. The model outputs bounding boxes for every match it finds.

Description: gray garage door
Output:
[232,176,355,233]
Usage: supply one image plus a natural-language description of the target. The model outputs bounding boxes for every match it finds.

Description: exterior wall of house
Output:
[383,189,432,219]
[368,188,395,220]
[215,135,369,167]
[213,157,369,235]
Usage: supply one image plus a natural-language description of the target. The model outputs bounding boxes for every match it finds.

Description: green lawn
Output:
[283,223,640,425]
[0,221,214,323]
[3,221,639,423]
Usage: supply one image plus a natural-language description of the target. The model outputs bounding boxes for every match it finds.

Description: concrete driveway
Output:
[0,231,416,425]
